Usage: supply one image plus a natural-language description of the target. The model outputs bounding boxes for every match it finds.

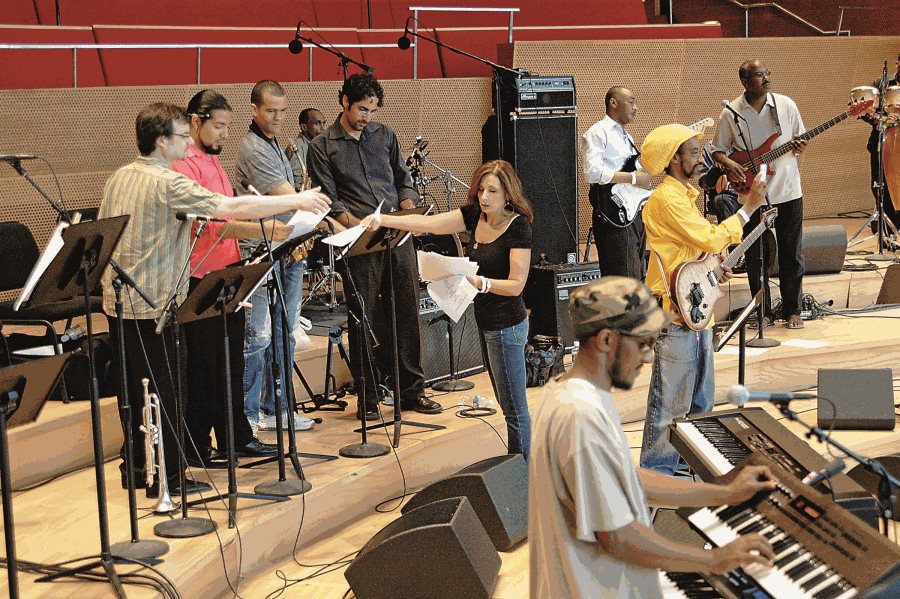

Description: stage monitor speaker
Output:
[525,262,601,352]
[419,291,484,385]
[345,496,501,599]
[401,454,527,551]
[876,263,900,305]
[483,113,579,264]
[817,368,895,430]
[771,224,846,277]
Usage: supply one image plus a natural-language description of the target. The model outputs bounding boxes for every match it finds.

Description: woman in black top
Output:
[363,160,534,458]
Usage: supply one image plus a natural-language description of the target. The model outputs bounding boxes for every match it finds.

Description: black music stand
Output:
[237,233,338,487]
[715,289,764,385]
[174,262,290,527]
[20,217,129,598]
[341,208,446,449]
[0,353,72,599]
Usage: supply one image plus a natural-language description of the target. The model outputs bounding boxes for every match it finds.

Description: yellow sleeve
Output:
[649,189,743,254]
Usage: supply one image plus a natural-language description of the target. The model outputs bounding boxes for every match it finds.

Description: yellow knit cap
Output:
[640,124,704,176]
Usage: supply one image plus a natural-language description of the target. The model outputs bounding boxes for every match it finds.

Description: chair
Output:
[0,221,105,364]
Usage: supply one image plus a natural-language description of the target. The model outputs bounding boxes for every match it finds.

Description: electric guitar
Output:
[593,118,715,228]
[671,208,777,330]
[718,100,873,195]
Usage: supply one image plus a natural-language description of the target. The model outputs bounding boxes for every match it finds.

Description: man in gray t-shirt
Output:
[234,80,312,433]
[530,276,777,599]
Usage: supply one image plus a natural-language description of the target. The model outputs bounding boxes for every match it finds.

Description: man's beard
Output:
[201,141,223,155]
[609,344,638,391]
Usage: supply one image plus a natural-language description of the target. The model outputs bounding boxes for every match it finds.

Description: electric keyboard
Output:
[682,455,900,599]
[670,408,878,527]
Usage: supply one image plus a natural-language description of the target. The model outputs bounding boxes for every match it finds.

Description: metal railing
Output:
[837,5,900,37]
[671,0,850,37]
[0,42,404,87]
[408,6,519,79]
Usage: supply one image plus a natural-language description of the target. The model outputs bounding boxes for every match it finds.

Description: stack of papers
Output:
[418,251,479,322]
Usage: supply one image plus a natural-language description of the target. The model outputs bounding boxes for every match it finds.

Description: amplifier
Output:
[525,262,601,351]
[419,292,485,386]
[498,75,577,113]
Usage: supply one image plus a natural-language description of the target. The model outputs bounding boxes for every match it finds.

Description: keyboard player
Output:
[529,276,777,599]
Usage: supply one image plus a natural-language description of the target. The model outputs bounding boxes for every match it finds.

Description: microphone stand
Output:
[399,27,521,158]
[729,106,779,349]
[774,400,900,538]
[292,32,373,79]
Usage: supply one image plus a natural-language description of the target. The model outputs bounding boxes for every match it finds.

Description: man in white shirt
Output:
[529,275,776,599]
[713,60,808,329]
[582,87,654,280]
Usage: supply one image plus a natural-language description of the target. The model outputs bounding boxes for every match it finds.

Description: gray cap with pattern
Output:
[569,276,669,339]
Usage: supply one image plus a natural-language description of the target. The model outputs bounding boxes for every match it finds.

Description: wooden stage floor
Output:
[1,217,898,598]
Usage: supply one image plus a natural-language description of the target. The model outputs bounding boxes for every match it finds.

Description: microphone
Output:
[721,100,747,122]
[727,384,816,407]
[0,154,38,162]
[397,17,412,50]
[288,22,303,54]
[240,178,264,197]
[406,138,428,167]
[175,212,226,223]
[802,458,847,486]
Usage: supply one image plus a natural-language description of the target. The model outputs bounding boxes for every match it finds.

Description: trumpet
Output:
[139,378,178,514]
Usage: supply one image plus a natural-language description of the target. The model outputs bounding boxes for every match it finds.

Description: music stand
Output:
[0,353,72,599]
[237,233,338,481]
[19,217,129,598]
[174,262,290,527]
[715,289,764,385]
[342,207,446,448]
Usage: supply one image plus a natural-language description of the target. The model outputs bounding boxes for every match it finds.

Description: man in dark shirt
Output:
[308,73,440,419]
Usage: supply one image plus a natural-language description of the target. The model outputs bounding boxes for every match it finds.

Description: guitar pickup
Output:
[689,282,705,306]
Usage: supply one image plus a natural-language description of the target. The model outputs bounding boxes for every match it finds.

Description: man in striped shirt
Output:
[99,102,328,494]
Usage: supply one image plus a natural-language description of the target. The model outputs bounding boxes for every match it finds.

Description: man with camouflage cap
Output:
[529,276,775,599]
[637,124,767,476]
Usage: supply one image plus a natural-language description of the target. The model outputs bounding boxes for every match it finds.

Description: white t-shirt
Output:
[529,377,663,599]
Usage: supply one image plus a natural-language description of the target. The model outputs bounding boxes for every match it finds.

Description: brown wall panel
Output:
[0,36,896,273]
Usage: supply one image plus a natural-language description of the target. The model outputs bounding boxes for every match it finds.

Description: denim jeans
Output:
[479,318,531,459]
[243,257,304,426]
[640,324,714,475]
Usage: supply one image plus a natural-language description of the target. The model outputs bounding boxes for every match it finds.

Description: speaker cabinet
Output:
[401,454,528,551]
[419,292,484,385]
[771,224,846,276]
[818,368,895,430]
[525,262,601,351]
[484,113,579,264]
[345,496,501,599]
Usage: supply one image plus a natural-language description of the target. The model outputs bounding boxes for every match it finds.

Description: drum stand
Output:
[303,241,342,311]
[848,120,899,259]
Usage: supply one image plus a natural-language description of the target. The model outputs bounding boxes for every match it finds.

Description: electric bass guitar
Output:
[717,100,873,195]
[671,208,777,330]
[593,118,715,228]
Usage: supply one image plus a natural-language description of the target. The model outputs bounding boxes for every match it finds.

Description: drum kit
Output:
[848,63,900,258]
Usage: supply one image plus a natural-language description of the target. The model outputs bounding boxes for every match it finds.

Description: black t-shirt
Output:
[460,203,532,331]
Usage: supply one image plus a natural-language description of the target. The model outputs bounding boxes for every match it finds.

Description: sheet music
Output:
[417,251,479,282]
[14,220,68,311]
[426,275,478,322]
[321,201,384,249]
[277,205,329,247]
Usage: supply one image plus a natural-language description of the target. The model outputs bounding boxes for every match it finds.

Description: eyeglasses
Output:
[616,331,658,353]
[170,132,192,140]
[356,106,378,118]
[749,70,771,79]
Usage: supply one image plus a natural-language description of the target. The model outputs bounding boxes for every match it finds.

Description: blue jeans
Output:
[243,257,304,426]
[479,318,531,459]
[640,324,714,475]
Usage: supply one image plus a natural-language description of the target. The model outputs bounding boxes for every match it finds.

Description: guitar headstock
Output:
[762,208,778,228]
[848,99,875,117]
[689,117,716,133]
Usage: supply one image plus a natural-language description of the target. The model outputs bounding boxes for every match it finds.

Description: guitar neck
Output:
[747,109,852,167]
[715,219,768,275]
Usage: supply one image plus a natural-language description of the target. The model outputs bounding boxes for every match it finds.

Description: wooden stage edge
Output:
[2,303,900,598]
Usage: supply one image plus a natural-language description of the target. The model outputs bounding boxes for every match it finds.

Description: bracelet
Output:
[480,276,491,293]
[630,171,637,186]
